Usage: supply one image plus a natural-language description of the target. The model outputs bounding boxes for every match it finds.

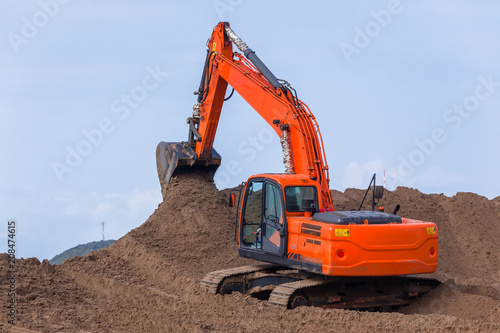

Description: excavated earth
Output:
[1,170,499,332]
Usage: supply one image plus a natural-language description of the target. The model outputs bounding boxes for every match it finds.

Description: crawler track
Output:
[201,266,441,310]
[268,277,326,307]
[200,263,279,294]
[268,275,441,310]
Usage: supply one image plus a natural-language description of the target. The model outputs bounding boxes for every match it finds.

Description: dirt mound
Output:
[0,255,104,332]
[112,169,253,279]
[1,173,499,332]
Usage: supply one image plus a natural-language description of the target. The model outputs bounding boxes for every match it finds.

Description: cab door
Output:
[261,181,286,256]
[240,180,264,249]
[240,178,286,257]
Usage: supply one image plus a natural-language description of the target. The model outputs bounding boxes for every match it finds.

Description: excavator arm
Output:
[157,22,333,209]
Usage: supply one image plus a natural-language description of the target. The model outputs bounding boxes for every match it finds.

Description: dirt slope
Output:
[1,171,499,332]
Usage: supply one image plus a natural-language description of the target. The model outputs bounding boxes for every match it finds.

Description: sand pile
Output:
[1,171,499,332]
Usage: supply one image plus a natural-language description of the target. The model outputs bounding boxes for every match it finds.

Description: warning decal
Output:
[335,229,350,237]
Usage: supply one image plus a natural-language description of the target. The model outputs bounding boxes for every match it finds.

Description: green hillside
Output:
[50,239,115,265]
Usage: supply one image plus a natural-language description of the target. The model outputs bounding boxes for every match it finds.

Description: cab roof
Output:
[248,173,318,187]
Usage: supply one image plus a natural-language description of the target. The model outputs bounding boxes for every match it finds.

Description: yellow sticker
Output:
[335,229,350,237]
[212,42,217,51]
[426,227,436,235]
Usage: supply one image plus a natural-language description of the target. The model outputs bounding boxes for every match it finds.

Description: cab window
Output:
[265,183,282,224]
[284,186,319,212]
[242,180,263,246]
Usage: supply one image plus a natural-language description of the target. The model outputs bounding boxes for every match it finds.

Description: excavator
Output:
[156,22,440,310]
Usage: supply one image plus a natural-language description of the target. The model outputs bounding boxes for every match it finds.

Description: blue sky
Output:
[1,1,499,260]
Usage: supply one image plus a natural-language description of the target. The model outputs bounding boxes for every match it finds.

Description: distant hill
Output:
[50,240,115,265]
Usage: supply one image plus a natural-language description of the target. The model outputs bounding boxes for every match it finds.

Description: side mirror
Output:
[228,193,236,207]
[374,186,384,200]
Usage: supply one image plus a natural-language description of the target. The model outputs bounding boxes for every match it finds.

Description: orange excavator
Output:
[156,22,439,310]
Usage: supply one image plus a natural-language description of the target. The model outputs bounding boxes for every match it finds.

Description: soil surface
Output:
[1,170,499,332]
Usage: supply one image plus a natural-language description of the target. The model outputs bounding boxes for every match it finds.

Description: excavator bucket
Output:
[156,141,221,200]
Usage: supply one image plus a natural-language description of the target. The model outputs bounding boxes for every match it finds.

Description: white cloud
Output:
[341,161,365,188]
[55,188,159,220]
[341,159,385,189]
[94,202,113,215]
[60,203,84,217]
[413,165,465,189]
[125,189,159,216]
[385,164,466,192]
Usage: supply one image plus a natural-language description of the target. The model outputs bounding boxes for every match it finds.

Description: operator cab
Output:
[232,174,321,261]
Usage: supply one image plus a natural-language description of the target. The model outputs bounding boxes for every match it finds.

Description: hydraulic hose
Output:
[224,24,281,90]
